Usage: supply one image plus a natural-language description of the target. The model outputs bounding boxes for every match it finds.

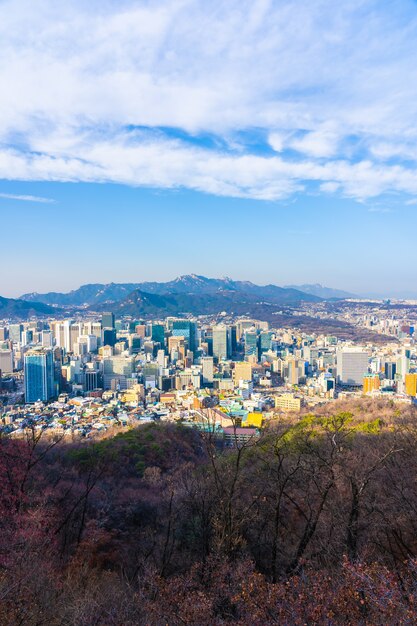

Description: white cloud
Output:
[1,0,417,200]
[289,129,340,158]
[0,192,55,203]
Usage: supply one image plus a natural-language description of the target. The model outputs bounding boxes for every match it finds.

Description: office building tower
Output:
[102,312,115,329]
[84,369,99,392]
[259,331,273,354]
[41,330,53,347]
[9,324,22,343]
[21,330,33,346]
[230,325,237,354]
[244,331,258,360]
[0,350,13,375]
[129,335,142,354]
[157,349,166,368]
[103,356,135,390]
[172,320,197,353]
[384,362,397,380]
[236,320,256,341]
[24,348,55,403]
[151,324,165,347]
[397,353,410,380]
[103,328,117,347]
[212,325,230,361]
[201,356,214,385]
[337,348,370,386]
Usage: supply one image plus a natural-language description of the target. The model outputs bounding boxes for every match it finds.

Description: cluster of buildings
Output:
[0,310,416,438]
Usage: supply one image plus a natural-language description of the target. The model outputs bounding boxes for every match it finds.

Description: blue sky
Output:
[0,0,417,297]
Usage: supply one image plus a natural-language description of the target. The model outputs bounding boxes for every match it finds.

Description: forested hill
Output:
[1,398,417,624]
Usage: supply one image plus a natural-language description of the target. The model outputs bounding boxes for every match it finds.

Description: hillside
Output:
[95,286,318,317]
[0,295,59,319]
[2,400,417,624]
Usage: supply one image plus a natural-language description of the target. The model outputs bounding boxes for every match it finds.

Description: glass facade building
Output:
[172,320,197,353]
[24,348,55,403]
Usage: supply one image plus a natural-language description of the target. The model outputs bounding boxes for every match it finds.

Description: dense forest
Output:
[2,399,417,625]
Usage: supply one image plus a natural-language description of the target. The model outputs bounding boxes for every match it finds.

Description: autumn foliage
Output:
[1,400,417,624]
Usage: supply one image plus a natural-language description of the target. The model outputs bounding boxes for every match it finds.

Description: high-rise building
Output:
[212,325,230,361]
[24,348,55,403]
[41,330,53,347]
[102,356,135,390]
[172,320,197,353]
[405,373,417,397]
[0,350,13,375]
[103,328,117,347]
[102,312,115,329]
[384,361,397,380]
[363,374,381,393]
[151,324,165,347]
[201,356,214,385]
[9,324,22,343]
[259,331,273,354]
[244,331,258,360]
[84,369,99,392]
[337,348,370,386]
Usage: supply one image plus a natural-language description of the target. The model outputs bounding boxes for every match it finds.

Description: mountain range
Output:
[0,275,357,320]
[284,283,356,299]
[19,274,349,308]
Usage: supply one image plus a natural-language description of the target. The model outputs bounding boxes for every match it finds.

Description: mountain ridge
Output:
[0,296,60,320]
[20,274,332,307]
[284,283,356,299]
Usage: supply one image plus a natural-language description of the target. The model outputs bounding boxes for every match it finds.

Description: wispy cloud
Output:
[1,0,417,201]
[0,192,55,203]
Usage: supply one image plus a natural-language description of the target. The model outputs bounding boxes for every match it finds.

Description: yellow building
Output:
[245,412,263,427]
[233,362,253,385]
[121,384,144,404]
[405,373,417,397]
[274,394,301,412]
[363,374,381,394]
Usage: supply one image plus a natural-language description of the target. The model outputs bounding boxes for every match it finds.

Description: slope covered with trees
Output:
[1,400,417,624]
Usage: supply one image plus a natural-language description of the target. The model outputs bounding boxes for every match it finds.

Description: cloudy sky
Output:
[0,0,416,297]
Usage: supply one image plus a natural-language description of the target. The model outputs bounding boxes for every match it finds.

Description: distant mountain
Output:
[103,288,312,318]
[99,288,324,317]
[284,283,356,300]
[0,296,59,319]
[20,283,140,306]
[20,275,322,307]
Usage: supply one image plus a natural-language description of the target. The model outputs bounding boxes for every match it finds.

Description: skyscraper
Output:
[172,320,197,353]
[24,348,55,403]
[244,331,258,360]
[201,356,214,385]
[151,324,165,347]
[337,348,370,386]
[212,325,230,361]
[102,312,115,329]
